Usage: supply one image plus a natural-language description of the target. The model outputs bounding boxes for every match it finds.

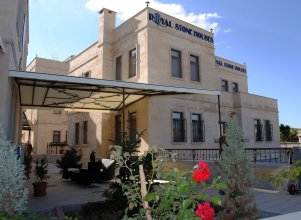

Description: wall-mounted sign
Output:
[215,59,247,73]
[149,13,214,44]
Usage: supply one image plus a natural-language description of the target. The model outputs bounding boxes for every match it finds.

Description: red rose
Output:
[195,202,215,220]
[198,161,208,169]
[193,161,210,182]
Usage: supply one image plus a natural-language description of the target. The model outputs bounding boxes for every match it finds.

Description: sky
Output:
[28,0,301,128]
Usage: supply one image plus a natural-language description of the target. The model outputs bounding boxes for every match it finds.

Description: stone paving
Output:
[25,163,301,218]
[25,163,109,213]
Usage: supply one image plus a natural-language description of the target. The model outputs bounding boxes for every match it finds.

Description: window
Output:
[53,131,61,143]
[221,80,228,91]
[190,55,200,81]
[254,119,263,141]
[129,112,137,141]
[192,114,204,142]
[115,115,122,142]
[83,121,88,144]
[172,112,186,142]
[83,71,90,78]
[129,48,137,78]
[75,123,80,145]
[54,109,61,114]
[171,49,182,78]
[232,82,239,92]
[265,120,273,141]
[116,56,122,80]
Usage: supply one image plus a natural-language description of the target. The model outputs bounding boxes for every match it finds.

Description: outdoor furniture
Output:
[62,164,82,181]
[100,159,115,181]
[79,162,102,185]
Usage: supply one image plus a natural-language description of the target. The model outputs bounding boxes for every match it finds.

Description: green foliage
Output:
[23,155,32,170]
[0,126,28,215]
[266,160,301,189]
[112,143,224,219]
[0,210,58,220]
[56,147,82,173]
[144,151,225,220]
[34,157,49,183]
[104,132,146,215]
[280,124,299,142]
[79,200,124,220]
[218,117,257,219]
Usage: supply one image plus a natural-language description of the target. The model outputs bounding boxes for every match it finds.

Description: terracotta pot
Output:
[33,182,48,196]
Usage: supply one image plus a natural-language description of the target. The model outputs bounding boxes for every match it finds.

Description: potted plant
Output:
[33,156,49,196]
[56,147,82,180]
[24,154,32,179]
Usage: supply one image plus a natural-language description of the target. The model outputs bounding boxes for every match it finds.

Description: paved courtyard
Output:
[25,163,301,219]
[25,163,109,213]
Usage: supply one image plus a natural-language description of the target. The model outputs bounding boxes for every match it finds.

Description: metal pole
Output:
[218,95,222,157]
[122,88,125,143]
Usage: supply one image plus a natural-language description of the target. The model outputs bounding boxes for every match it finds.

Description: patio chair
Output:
[78,162,102,185]
[100,159,115,181]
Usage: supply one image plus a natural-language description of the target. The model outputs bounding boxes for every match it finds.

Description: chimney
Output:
[98,8,116,45]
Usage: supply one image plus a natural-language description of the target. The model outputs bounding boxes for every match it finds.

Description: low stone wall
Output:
[32,154,62,164]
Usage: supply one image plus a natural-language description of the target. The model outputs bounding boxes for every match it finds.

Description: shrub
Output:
[218,117,257,219]
[0,126,28,214]
[34,157,49,183]
[56,147,82,173]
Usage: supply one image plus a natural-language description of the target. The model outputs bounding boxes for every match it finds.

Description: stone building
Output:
[26,7,280,160]
[0,0,29,142]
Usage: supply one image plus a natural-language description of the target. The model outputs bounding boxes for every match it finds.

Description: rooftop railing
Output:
[157,147,295,164]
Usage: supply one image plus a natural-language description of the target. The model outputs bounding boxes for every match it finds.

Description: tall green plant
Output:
[0,126,28,214]
[56,147,81,173]
[104,132,144,206]
[34,157,49,183]
[218,117,257,219]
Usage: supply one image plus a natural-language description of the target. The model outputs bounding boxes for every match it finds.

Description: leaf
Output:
[182,199,192,209]
[156,171,161,179]
[217,182,228,190]
[210,195,221,206]
[145,193,155,202]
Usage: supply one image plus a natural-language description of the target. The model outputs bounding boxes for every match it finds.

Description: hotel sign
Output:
[149,13,214,44]
[215,59,247,73]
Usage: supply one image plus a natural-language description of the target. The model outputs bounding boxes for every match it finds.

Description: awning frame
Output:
[9,70,223,154]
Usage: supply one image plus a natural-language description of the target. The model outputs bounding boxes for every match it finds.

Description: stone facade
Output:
[24,57,69,154]
[27,7,280,159]
[0,0,29,143]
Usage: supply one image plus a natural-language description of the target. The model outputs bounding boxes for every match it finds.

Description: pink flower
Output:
[193,161,210,182]
[195,202,215,220]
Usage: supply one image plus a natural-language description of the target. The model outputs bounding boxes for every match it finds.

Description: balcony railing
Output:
[157,147,294,163]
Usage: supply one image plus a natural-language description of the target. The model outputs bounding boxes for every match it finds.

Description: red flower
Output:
[195,202,215,220]
[198,160,209,169]
[193,161,210,182]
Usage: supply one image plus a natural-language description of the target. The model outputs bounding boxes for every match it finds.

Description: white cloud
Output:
[85,0,221,32]
[225,46,231,49]
[223,28,232,33]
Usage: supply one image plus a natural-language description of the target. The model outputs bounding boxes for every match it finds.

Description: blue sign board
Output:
[149,13,214,44]
[215,59,247,73]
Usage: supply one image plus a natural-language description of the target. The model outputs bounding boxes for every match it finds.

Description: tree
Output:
[280,124,299,142]
[218,117,257,219]
[0,126,28,214]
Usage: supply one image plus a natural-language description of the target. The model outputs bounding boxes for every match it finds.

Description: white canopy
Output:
[9,70,220,112]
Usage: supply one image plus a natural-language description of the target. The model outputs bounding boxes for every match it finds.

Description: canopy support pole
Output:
[218,95,222,157]
[122,88,126,143]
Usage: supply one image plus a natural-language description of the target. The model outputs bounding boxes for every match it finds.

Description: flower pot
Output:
[33,182,48,196]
